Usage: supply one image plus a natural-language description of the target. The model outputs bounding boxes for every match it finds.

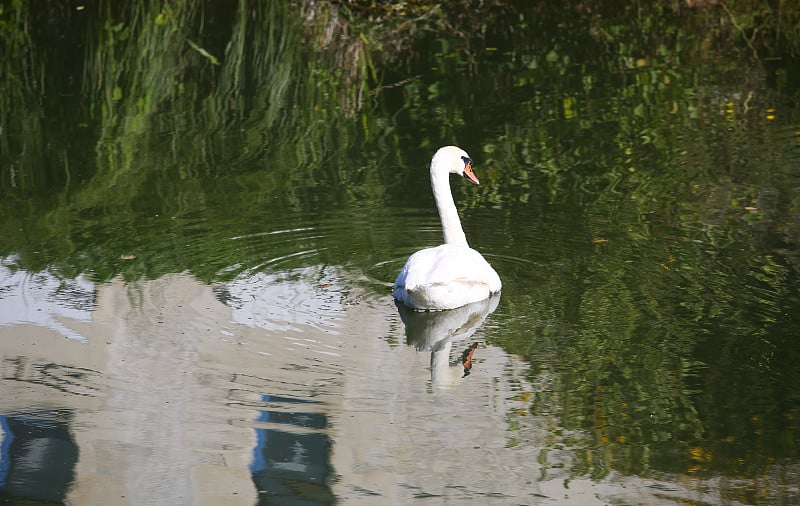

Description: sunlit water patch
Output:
[0,257,95,343]
[217,266,348,335]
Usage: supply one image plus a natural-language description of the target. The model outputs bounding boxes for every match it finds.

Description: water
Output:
[2,1,800,504]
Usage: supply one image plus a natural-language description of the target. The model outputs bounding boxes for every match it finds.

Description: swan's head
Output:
[432,146,479,185]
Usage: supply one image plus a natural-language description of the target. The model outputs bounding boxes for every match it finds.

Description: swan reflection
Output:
[396,293,500,387]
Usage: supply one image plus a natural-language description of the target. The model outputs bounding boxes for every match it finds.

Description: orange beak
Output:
[463,162,480,185]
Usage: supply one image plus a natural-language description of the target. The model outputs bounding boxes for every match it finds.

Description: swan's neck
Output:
[431,170,468,247]
[430,341,464,386]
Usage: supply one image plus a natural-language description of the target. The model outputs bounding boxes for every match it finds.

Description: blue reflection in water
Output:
[250,394,334,505]
[0,413,78,503]
[0,417,11,488]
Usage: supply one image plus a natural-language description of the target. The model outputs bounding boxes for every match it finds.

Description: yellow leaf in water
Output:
[591,237,608,244]
[120,255,136,260]
[511,391,532,402]
[689,447,712,462]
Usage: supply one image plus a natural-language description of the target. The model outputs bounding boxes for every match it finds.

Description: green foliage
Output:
[0,0,405,282]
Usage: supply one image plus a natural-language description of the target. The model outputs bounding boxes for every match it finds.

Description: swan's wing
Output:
[399,245,500,290]
[394,245,501,310]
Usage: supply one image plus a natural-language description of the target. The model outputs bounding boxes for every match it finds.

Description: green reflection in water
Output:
[1,0,399,283]
[1,1,799,502]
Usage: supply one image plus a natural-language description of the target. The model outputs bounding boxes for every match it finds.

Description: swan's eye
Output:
[461,156,472,167]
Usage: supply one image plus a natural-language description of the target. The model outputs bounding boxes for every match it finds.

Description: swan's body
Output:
[394,146,501,311]
[394,245,500,310]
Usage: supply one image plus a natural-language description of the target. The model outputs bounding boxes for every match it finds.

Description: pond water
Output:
[2,2,800,505]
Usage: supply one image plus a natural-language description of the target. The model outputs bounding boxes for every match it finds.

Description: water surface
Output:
[2,1,800,504]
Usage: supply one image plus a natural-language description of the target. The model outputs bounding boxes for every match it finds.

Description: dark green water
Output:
[1,1,799,504]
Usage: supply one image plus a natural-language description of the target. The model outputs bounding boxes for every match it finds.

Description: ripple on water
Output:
[217,265,346,336]
[0,257,95,342]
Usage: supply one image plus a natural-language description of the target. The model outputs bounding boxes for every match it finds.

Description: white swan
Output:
[394,146,501,310]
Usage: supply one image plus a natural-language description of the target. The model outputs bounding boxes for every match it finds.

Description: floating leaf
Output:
[510,391,532,402]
